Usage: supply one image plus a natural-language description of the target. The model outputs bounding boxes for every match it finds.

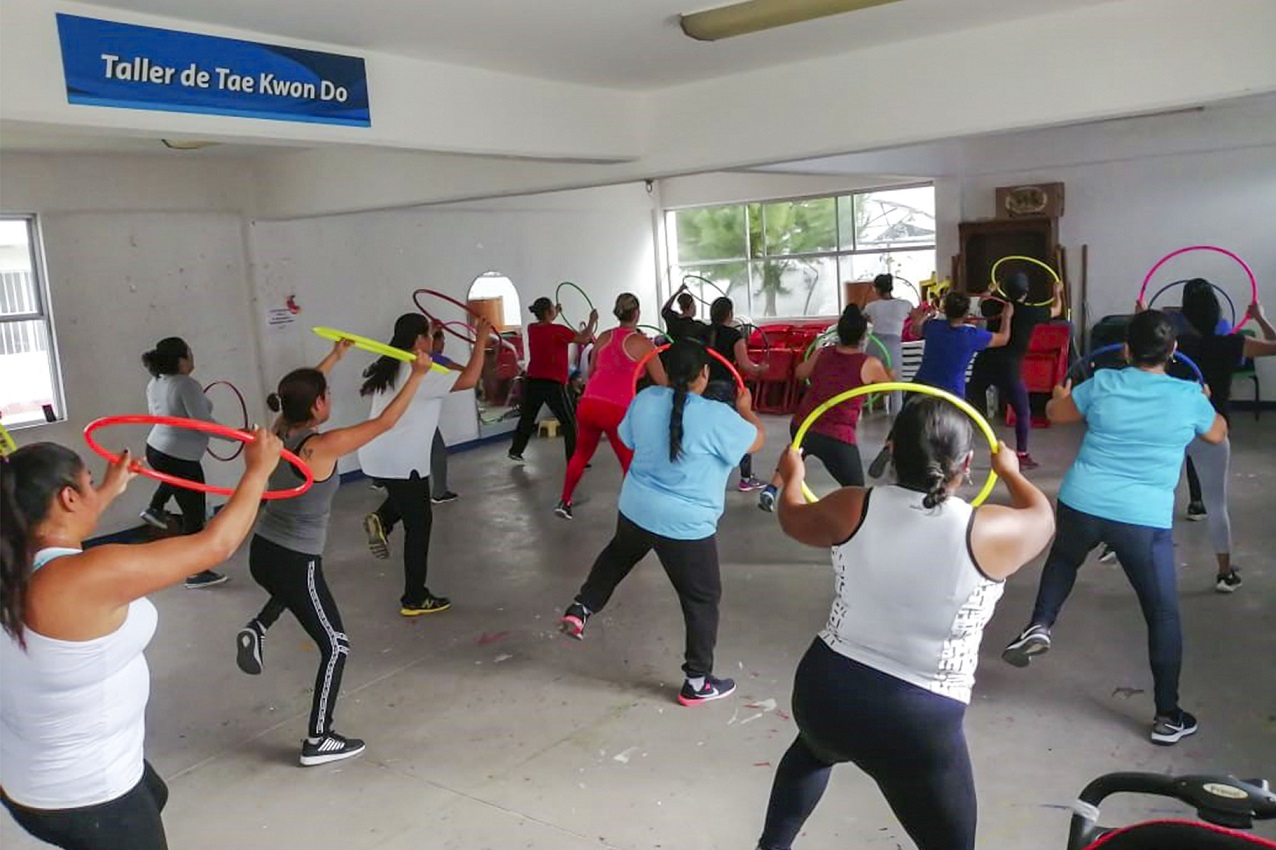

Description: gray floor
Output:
[5,413,1275,849]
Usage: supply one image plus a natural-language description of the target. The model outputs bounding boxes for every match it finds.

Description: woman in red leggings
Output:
[555,293,666,519]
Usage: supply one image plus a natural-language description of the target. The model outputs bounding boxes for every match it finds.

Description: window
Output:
[0,216,63,428]
[666,184,935,319]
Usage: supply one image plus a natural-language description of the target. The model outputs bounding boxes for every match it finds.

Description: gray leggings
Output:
[1184,436,1231,554]
[430,428,448,498]
[873,334,904,416]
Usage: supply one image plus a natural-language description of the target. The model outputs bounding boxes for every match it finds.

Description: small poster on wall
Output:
[266,295,301,332]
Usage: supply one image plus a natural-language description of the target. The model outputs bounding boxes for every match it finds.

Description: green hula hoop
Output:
[555,280,595,328]
[636,324,668,339]
[792,381,999,506]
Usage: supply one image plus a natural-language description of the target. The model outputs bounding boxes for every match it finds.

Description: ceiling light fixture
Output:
[680,0,905,41]
[160,139,220,150]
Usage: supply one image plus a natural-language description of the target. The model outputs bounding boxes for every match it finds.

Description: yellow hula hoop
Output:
[989,255,1060,308]
[792,382,1000,507]
[0,423,16,458]
[312,327,450,374]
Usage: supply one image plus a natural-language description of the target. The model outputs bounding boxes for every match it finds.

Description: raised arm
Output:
[733,338,765,378]
[969,446,1055,580]
[452,317,493,393]
[1050,279,1065,319]
[573,309,600,344]
[1243,302,1276,357]
[315,338,355,374]
[735,387,766,455]
[986,300,1014,349]
[775,448,868,548]
[662,284,686,320]
[1045,378,1083,424]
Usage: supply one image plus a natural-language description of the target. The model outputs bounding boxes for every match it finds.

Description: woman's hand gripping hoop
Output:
[631,343,745,396]
[84,415,313,500]
[1139,245,1258,333]
[554,281,595,329]
[202,381,247,462]
[990,255,1062,308]
[412,288,489,344]
[791,382,1000,506]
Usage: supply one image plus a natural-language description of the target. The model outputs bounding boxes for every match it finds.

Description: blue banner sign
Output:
[55,14,370,127]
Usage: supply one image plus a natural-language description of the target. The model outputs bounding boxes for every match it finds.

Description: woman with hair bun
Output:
[555,293,667,520]
[139,336,227,588]
[559,338,764,705]
[757,397,1053,850]
[235,337,435,766]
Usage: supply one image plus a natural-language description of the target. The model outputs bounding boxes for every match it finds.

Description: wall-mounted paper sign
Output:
[56,14,370,127]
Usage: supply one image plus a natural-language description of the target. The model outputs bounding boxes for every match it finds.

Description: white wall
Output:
[248,182,659,472]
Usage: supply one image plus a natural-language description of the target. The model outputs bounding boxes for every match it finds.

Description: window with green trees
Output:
[666,184,935,319]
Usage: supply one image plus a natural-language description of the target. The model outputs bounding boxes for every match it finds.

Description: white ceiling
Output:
[0,123,301,157]
[79,0,1119,89]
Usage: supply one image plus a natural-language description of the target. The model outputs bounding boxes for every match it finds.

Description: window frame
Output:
[664,181,936,319]
[0,213,66,429]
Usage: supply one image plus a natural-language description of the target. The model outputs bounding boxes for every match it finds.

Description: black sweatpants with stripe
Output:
[510,377,576,460]
[249,535,349,738]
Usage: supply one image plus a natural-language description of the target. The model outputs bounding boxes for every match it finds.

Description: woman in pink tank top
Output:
[556,294,667,519]
[758,305,891,512]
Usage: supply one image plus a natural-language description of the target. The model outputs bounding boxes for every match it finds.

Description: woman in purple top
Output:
[758,305,890,512]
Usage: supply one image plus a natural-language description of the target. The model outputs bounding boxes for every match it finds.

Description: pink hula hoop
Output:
[413,288,485,343]
[1139,246,1258,333]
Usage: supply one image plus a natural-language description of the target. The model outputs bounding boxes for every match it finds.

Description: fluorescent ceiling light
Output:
[680,0,905,41]
[160,139,220,150]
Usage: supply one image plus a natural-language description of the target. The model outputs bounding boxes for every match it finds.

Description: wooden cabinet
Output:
[957,217,1058,296]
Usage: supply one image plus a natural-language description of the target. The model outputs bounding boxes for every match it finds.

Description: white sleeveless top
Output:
[0,548,158,809]
[821,486,1003,704]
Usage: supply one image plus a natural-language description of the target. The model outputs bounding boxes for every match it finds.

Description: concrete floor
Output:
[5,413,1274,849]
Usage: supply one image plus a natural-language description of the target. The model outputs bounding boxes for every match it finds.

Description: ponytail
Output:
[361,313,429,397]
[669,385,689,462]
[1,443,86,646]
[662,338,709,463]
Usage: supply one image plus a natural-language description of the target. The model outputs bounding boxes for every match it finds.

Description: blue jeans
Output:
[1030,502,1181,715]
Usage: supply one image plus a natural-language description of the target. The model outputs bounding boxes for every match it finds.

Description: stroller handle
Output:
[1067,772,1276,850]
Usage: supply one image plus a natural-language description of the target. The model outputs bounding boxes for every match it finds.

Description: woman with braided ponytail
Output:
[757,397,1053,850]
[559,338,764,705]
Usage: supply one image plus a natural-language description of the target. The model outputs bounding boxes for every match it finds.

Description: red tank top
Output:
[583,327,640,408]
[792,349,868,444]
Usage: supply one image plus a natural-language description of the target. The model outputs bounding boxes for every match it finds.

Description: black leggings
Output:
[3,761,169,850]
[249,536,349,737]
[760,639,975,850]
[576,512,721,678]
[373,472,436,606]
[145,446,205,534]
[510,377,577,460]
[966,353,1030,452]
[788,423,864,487]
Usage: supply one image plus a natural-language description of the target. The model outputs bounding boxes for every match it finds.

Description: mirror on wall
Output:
[466,272,523,438]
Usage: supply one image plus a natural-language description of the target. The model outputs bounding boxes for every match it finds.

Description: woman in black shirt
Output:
[702,297,766,491]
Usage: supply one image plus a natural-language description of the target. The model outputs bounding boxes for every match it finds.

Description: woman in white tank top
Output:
[755,397,1055,850]
[1,432,282,850]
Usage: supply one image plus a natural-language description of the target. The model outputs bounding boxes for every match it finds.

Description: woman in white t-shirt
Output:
[359,313,489,616]
[756,398,1054,850]
[1,432,281,850]
[862,274,912,417]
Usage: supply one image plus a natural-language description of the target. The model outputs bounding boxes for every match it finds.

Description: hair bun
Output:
[266,393,282,412]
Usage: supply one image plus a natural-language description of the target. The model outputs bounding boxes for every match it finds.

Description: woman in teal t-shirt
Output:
[1001,310,1226,746]
[559,338,764,706]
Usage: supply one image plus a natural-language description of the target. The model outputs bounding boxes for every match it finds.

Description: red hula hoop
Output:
[413,288,484,343]
[631,343,745,396]
[1139,246,1258,333]
[202,381,247,462]
[84,415,313,500]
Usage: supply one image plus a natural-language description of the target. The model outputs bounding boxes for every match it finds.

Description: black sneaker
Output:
[1016,452,1040,471]
[1215,569,1242,594]
[184,570,228,589]
[299,732,366,766]
[867,446,891,479]
[1150,709,1198,746]
[508,452,525,463]
[139,508,169,530]
[560,602,590,639]
[677,675,736,706]
[1186,501,1207,521]
[1002,624,1051,667]
[431,491,459,505]
[400,594,451,617]
[554,500,573,520]
[757,486,777,513]
[236,623,264,675]
[363,513,390,560]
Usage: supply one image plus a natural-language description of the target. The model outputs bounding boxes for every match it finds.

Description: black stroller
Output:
[1067,772,1276,849]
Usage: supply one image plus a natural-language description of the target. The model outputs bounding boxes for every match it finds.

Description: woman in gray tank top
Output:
[235,339,434,767]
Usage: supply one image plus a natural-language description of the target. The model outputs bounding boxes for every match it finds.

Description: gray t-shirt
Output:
[145,374,214,461]
[864,298,914,338]
[255,429,342,555]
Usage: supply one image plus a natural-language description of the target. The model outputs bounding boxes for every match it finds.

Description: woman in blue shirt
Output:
[1001,310,1226,745]
[560,338,764,705]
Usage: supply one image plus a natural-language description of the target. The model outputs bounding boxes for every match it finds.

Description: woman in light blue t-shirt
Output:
[1001,310,1226,746]
[559,338,764,706]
